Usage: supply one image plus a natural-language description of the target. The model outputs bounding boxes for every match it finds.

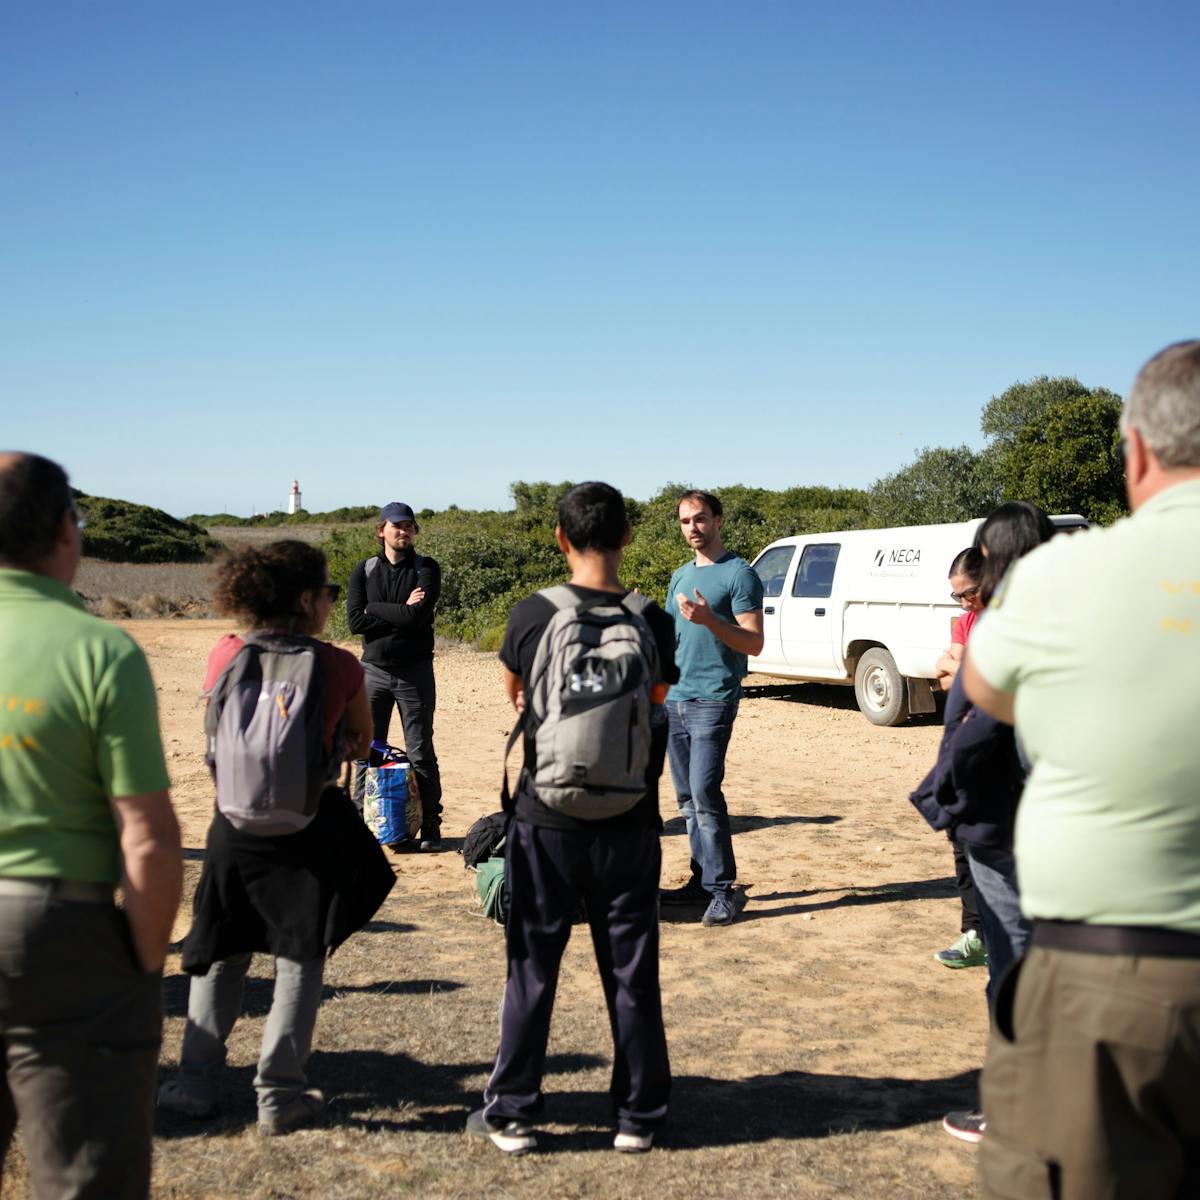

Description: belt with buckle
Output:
[0,877,114,904]
[1034,919,1200,959]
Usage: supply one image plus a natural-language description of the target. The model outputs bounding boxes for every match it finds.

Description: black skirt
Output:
[181,786,396,974]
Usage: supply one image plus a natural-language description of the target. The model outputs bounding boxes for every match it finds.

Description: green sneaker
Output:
[934,930,987,969]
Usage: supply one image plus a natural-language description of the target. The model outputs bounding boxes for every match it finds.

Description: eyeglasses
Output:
[69,503,86,532]
[319,583,341,601]
[950,585,979,602]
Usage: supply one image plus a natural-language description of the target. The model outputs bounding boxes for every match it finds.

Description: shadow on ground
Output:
[155,1051,606,1139]
[156,1046,978,1149]
[742,681,945,726]
[659,877,957,923]
[162,974,464,1019]
[663,813,841,839]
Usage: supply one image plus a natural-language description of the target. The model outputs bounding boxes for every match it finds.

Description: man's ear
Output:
[1124,424,1152,486]
[620,522,632,549]
[554,525,571,555]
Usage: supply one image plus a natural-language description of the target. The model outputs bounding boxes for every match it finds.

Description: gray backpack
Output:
[506,587,660,820]
[205,634,340,836]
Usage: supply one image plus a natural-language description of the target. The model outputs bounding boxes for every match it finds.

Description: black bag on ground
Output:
[462,812,508,868]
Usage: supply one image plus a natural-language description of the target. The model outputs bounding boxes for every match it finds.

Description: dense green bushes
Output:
[188,505,378,527]
[321,482,870,645]
[77,494,219,564]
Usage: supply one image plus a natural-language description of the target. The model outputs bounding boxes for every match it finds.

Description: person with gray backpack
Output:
[157,542,393,1136]
[466,482,677,1156]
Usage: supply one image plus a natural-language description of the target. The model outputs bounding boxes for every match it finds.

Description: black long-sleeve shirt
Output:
[346,550,441,669]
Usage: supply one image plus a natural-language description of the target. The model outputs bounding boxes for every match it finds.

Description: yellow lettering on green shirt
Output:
[1163,617,1195,635]
[19,736,39,752]
[23,698,45,715]
[0,735,12,750]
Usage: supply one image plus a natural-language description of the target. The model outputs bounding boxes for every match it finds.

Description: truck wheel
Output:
[854,648,909,727]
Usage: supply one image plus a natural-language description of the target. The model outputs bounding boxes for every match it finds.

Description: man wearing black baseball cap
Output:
[346,502,444,848]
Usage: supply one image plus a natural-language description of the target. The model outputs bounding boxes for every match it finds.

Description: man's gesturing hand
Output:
[675,588,713,627]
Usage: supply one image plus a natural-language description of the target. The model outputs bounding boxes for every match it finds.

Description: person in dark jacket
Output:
[346,502,444,848]
[910,501,1055,1146]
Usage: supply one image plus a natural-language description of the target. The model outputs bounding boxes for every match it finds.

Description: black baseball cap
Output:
[379,502,416,525]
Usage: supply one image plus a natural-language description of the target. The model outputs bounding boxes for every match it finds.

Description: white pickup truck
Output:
[749,515,1086,725]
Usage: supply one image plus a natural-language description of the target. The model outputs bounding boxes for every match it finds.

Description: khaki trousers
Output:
[980,944,1200,1200]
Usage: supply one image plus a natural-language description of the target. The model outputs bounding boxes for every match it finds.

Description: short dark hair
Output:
[948,546,983,581]
[557,482,628,552]
[676,489,723,519]
[213,540,328,624]
[973,502,1055,605]
[0,452,74,567]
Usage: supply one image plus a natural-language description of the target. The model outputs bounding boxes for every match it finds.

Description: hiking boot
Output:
[701,890,738,926]
[420,831,443,851]
[257,1089,326,1137]
[465,1107,537,1155]
[156,1079,218,1120]
[942,1110,986,1144]
[934,930,988,969]
[659,878,709,905]
[614,1130,654,1153]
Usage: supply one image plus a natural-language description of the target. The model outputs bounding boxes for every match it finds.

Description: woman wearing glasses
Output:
[158,541,391,1135]
[912,502,1056,1145]
[935,547,985,692]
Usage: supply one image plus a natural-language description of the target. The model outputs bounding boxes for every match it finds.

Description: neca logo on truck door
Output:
[872,547,921,567]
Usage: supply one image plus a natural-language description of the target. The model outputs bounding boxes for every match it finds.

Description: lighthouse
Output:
[287,480,302,515]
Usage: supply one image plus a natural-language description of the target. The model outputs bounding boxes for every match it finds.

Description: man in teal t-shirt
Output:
[0,453,181,1199]
[661,490,764,927]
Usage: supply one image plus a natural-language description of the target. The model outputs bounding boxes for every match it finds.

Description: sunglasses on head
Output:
[950,585,979,602]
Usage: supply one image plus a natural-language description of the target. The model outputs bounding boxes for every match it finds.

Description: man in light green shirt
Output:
[964,341,1200,1200]
[0,453,182,1199]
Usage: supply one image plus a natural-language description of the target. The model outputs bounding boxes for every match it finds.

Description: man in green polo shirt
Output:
[964,340,1200,1200]
[0,452,182,1199]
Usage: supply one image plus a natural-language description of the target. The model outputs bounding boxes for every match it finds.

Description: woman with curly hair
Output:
[158,541,393,1136]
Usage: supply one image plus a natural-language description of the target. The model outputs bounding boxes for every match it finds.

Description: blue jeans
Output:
[965,843,1031,1007]
[666,699,739,894]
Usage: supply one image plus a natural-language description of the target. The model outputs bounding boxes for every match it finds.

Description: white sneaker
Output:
[614,1130,654,1153]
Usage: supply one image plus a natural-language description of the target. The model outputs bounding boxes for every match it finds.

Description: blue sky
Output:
[3,1,1197,517]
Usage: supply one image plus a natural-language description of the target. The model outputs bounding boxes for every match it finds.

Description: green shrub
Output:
[317,481,868,645]
[77,494,219,564]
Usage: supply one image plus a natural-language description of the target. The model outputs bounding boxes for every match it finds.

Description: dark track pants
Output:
[952,836,982,935]
[483,819,671,1136]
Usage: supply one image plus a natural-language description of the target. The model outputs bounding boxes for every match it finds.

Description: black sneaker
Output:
[659,878,709,905]
[465,1107,537,1155]
[942,1110,986,1144]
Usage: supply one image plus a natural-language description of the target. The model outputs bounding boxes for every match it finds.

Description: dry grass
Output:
[0,875,979,1200]
[75,559,219,620]
[71,527,345,621]
[138,880,975,1200]
[205,524,348,548]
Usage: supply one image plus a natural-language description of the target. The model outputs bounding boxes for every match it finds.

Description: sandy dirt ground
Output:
[107,619,987,1198]
[4,619,989,1197]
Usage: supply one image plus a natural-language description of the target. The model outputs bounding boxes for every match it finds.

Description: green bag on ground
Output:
[474,856,506,924]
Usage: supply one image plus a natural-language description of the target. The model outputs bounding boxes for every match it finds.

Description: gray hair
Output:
[1122,340,1200,468]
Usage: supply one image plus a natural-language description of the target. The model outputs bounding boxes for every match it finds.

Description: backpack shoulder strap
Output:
[364,555,380,580]
[622,590,652,615]
[536,584,578,611]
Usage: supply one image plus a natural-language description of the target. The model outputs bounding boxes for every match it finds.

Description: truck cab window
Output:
[753,546,795,599]
[792,544,840,599]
